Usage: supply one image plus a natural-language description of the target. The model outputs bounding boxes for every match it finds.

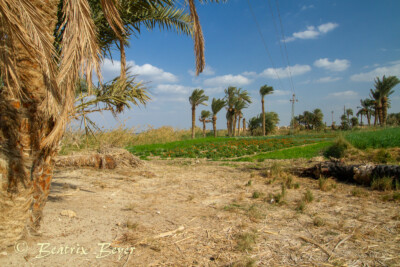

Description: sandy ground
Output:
[0,158,399,266]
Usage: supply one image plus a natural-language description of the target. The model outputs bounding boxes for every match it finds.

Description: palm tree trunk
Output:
[382,97,388,126]
[374,105,378,126]
[213,116,217,138]
[0,2,60,246]
[261,98,266,136]
[232,114,237,137]
[378,104,383,126]
[202,120,206,137]
[191,106,196,139]
[242,118,246,135]
[367,111,371,126]
[237,116,241,136]
[120,38,126,79]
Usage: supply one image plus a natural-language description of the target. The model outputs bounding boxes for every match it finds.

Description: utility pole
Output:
[290,94,298,135]
[331,111,334,125]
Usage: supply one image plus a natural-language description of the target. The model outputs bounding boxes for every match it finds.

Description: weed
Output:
[245,180,252,187]
[351,188,368,197]
[223,203,243,212]
[374,149,393,163]
[285,175,294,189]
[318,177,330,191]
[313,216,325,227]
[371,176,394,191]
[246,204,265,222]
[294,183,300,189]
[324,135,349,158]
[295,200,306,213]
[269,162,283,177]
[382,192,400,202]
[252,191,263,199]
[235,231,257,252]
[126,221,139,230]
[304,189,314,203]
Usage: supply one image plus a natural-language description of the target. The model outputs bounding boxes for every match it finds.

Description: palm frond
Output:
[188,0,205,75]
[100,0,125,39]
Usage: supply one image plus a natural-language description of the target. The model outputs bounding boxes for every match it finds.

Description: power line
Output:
[246,0,285,92]
[275,0,296,95]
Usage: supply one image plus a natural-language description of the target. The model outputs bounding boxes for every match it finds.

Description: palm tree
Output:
[189,89,209,139]
[0,0,213,247]
[224,86,238,136]
[375,75,400,126]
[358,98,373,126]
[259,85,274,136]
[242,118,246,135]
[233,100,247,136]
[346,108,353,122]
[211,98,226,137]
[199,110,211,137]
[370,89,381,126]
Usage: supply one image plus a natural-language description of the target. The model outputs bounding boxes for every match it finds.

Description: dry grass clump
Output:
[304,189,314,203]
[370,176,395,191]
[235,231,258,252]
[313,216,326,227]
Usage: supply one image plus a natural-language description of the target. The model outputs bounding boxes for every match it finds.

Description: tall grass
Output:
[345,127,400,149]
[60,125,206,155]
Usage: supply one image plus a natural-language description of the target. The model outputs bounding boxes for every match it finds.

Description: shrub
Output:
[236,231,257,252]
[295,200,306,212]
[371,177,394,191]
[313,216,325,227]
[373,149,393,163]
[324,135,349,158]
[304,189,314,203]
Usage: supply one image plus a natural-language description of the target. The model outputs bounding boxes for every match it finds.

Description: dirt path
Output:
[1,159,399,266]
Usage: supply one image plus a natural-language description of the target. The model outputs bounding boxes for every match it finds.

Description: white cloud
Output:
[273,90,290,96]
[154,84,192,94]
[285,22,338,42]
[318,22,338,33]
[328,90,358,98]
[203,74,252,87]
[260,64,311,79]
[188,66,215,76]
[314,58,350,72]
[315,76,342,83]
[351,61,400,82]
[242,71,258,77]
[102,58,178,83]
[301,4,314,11]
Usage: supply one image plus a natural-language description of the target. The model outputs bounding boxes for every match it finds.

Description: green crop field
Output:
[344,127,400,149]
[127,133,335,160]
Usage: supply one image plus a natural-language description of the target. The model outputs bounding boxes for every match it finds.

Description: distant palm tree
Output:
[189,89,209,139]
[211,98,226,137]
[199,110,212,137]
[224,86,238,136]
[375,75,400,126]
[233,100,247,136]
[358,98,373,126]
[259,85,274,136]
[346,108,353,122]
[370,89,381,126]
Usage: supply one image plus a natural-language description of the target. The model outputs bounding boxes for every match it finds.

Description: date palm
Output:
[375,75,400,126]
[189,89,209,139]
[0,0,213,247]
[211,98,226,137]
[370,88,382,126]
[259,85,274,136]
[199,110,211,137]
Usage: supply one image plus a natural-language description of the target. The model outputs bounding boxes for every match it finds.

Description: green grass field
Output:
[344,127,400,149]
[127,133,335,160]
[235,141,333,161]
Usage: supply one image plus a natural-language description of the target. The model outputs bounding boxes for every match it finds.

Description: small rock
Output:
[0,251,7,256]
[60,210,76,218]
[156,211,161,215]
[270,198,275,204]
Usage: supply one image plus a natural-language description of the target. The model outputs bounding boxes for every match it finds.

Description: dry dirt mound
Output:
[55,148,143,169]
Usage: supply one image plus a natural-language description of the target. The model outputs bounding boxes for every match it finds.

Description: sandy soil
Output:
[0,158,399,266]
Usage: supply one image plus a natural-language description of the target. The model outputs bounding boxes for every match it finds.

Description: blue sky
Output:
[90,0,400,131]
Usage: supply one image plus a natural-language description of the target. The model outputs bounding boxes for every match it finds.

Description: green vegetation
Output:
[235,231,258,252]
[127,134,335,160]
[324,135,350,158]
[238,141,332,161]
[344,127,400,149]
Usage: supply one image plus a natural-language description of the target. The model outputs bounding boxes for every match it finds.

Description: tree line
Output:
[189,84,280,138]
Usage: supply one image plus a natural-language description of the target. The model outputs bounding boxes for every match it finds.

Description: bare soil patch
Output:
[1,158,399,266]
